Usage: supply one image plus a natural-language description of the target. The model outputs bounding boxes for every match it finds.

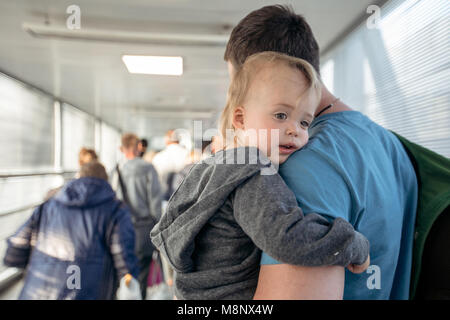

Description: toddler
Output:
[151,51,370,299]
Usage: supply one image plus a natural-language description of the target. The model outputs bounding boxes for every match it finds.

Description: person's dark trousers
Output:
[134,220,155,300]
[137,251,153,299]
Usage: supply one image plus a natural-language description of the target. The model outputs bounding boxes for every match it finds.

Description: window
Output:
[321,0,450,157]
[0,74,54,172]
[62,103,96,171]
[100,122,121,173]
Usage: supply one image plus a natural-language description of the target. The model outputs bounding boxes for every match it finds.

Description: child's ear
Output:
[232,106,245,130]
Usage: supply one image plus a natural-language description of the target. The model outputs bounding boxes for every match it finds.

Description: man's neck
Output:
[315,87,352,117]
[124,153,137,160]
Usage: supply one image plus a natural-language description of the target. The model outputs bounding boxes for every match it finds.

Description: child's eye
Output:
[274,113,287,120]
[300,120,310,127]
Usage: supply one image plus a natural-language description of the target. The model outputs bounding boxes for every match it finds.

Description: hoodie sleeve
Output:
[106,205,140,280]
[3,205,41,269]
[232,172,369,267]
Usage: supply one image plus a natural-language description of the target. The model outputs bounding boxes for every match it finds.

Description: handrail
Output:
[0,203,41,218]
[0,268,24,294]
[0,171,75,217]
[0,171,76,179]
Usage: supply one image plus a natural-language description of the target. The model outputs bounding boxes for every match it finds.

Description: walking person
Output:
[111,133,163,299]
[4,161,139,299]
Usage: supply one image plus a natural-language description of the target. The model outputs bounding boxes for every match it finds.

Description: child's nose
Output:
[286,122,300,137]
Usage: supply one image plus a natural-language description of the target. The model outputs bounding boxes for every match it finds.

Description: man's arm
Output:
[107,206,140,280]
[253,264,345,300]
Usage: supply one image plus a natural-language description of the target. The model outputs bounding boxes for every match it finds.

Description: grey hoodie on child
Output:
[151,147,369,299]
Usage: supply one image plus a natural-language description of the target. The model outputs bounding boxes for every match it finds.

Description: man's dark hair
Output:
[224,5,320,75]
[139,139,148,148]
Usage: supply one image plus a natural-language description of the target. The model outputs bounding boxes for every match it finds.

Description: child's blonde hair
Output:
[219,51,321,148]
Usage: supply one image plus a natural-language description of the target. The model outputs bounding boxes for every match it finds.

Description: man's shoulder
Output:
[305,112,406,159]
[124,158,157,173]
[282,114,408,178]
[311,111,400,145]
[136,158,157,171]
[281,144,331,175]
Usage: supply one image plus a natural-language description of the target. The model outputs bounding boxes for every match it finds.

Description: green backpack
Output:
[392,132,450,299]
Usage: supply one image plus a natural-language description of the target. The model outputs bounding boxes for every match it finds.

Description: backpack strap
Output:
[115,164,157,227]
[115,165,131,207]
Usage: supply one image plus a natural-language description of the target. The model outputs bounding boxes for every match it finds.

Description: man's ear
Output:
[232,106,245,130]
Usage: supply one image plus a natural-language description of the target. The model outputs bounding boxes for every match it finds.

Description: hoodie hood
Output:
[55,177,115,208]
[151,147,272,273]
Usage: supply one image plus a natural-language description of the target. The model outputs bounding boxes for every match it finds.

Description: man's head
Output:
[120,133,139,159]
[79,160,108,180]
[224,5,320,76]
[164,129,180,146]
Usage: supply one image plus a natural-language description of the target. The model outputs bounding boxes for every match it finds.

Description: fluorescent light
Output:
[23,23,229,46]
[122,55,183,76]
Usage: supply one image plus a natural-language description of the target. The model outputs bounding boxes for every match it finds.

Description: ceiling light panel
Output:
[122,55,183,76]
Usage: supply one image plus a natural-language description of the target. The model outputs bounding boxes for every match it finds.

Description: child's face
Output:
[236,64,319,164]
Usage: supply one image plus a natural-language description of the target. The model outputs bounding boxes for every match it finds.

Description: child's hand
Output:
[347,255,370,274]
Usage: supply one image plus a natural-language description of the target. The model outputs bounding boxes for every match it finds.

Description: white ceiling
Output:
[0,0,378,140]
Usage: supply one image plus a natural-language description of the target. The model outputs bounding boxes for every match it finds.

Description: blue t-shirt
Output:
[260,111,418,300]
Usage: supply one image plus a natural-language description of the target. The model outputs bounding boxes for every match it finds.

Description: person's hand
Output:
[116,274,142,300]
[347,255,370,274]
